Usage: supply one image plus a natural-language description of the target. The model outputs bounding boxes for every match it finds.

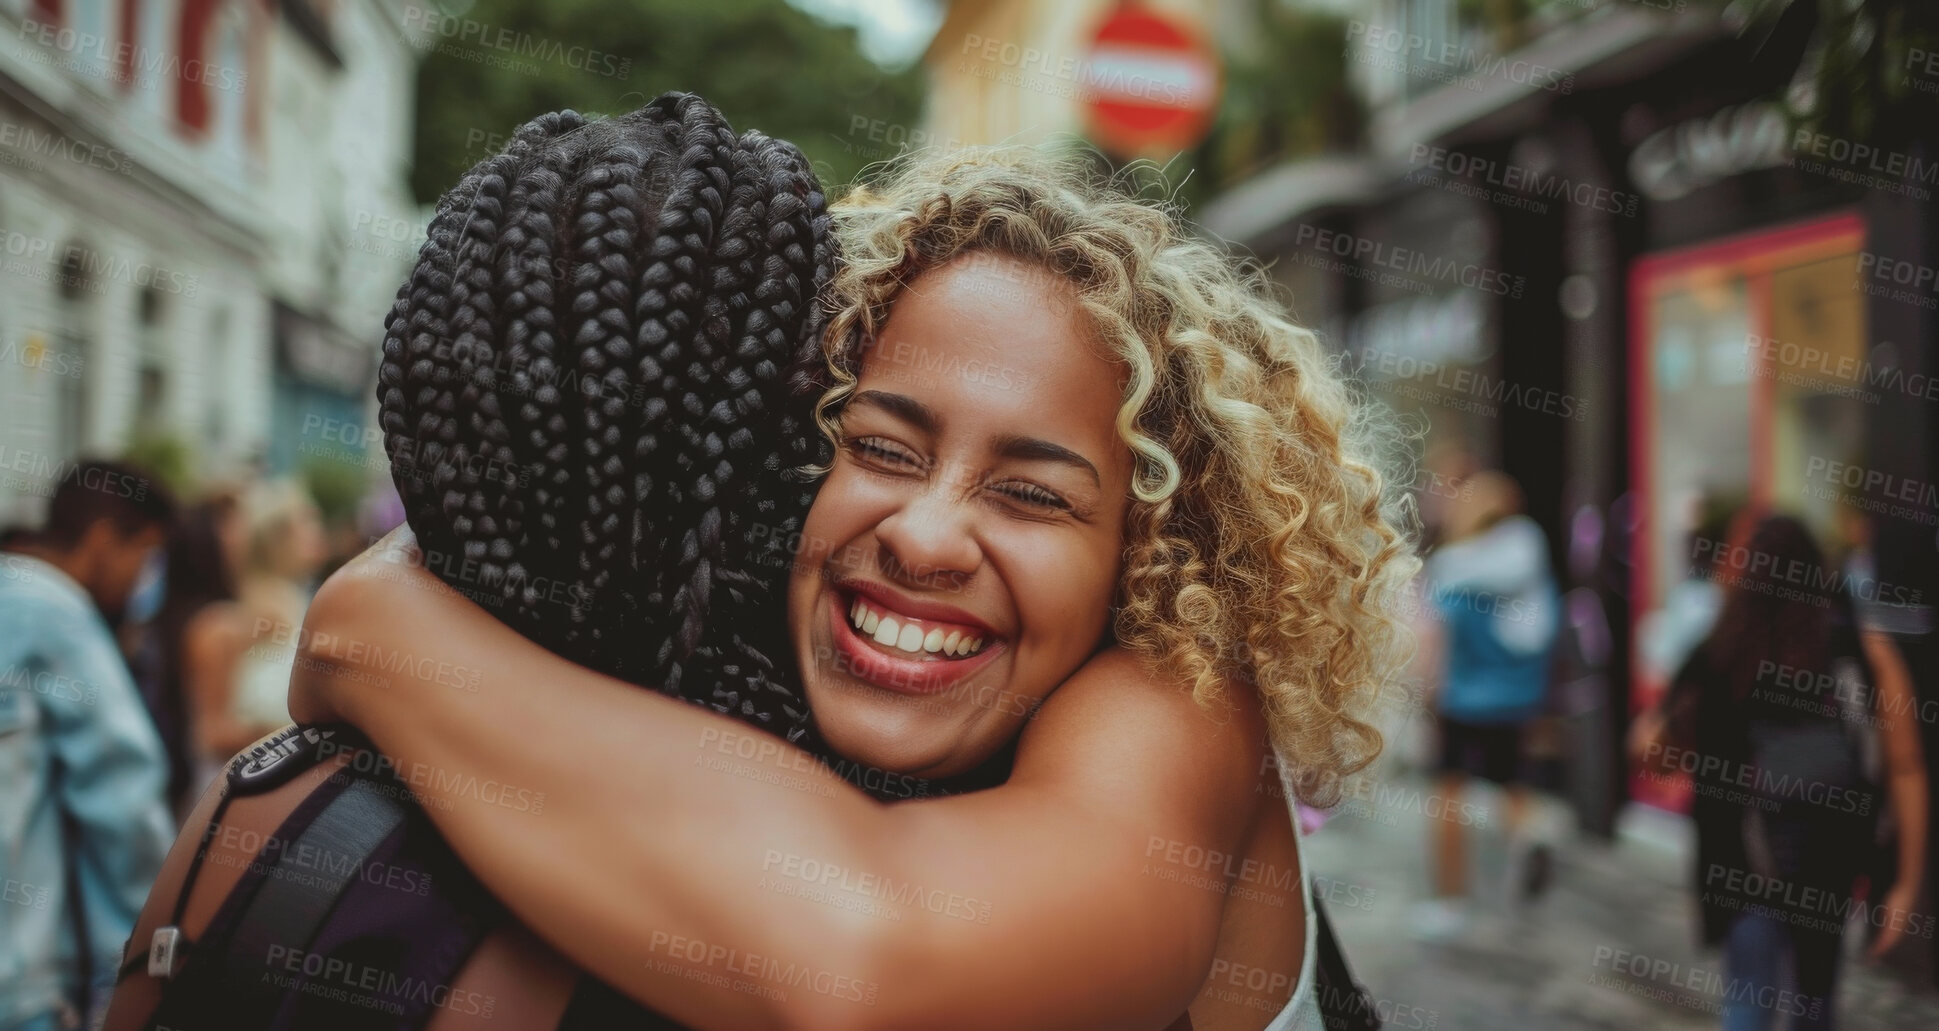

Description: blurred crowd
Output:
[1400,450,1928,1030]
[0,457,389,1029]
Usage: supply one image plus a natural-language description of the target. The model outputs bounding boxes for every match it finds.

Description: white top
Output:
[1264,755,1325,1031]
[1424,514,1558,655]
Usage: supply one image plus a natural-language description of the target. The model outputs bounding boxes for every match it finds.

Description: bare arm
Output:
[290,532,1262,1031]
[1862,630,1928,959]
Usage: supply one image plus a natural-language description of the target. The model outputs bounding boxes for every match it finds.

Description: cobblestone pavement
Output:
[1302,773,1939,1030]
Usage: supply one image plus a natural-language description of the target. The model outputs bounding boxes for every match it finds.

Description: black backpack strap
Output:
[145,743,407,1030]
[1312,896,1381,1030]
[221,777,414,1022]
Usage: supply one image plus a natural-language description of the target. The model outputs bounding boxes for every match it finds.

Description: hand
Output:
[1867,881,1922,960]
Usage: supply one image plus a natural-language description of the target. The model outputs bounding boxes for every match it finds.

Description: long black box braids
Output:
[376,92,833,747]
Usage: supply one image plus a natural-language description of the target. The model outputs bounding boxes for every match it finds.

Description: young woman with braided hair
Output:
[115,95,1417,1031]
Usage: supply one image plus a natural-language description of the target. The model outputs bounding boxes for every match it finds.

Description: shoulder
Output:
[1011,645,1268,817]
[186,603,249,660]
[0,564,117,659]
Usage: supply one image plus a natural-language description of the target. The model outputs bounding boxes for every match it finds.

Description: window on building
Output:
[54,238,97,457]
[136,282,169,432]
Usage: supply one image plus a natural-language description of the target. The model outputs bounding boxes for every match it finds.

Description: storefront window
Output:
[1629,213,1866,807]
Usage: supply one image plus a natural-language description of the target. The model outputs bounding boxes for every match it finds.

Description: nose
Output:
[873,480,981,594]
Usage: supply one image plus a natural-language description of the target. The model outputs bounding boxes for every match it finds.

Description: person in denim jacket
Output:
[1,460,176,1030]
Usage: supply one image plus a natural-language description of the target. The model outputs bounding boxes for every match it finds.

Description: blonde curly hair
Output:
[810,146,1418,806]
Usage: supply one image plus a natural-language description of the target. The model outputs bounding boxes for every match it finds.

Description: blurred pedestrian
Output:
[1631,514,1928,1030]
[1637,495,1736,686]
[123,491,251,811]
[0,459,179,1031]
[226,480,327,741]
[1410,469,1562,940]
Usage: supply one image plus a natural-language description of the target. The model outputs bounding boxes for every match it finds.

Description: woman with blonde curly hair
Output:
[279,137,1415,1030]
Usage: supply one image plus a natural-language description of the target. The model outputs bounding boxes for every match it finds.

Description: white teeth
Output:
[847,595,987,658]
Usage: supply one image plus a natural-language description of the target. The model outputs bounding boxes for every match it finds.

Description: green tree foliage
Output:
[1173,2,1362,211]
[1718,0,1939,151]
[407,0,925,203]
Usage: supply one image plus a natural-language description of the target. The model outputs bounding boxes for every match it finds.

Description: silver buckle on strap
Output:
[147,926,185,979]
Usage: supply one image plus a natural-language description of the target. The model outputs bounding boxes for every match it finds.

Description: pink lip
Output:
[824,587,1003,695]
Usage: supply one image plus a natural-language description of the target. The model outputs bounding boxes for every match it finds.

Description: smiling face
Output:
[787,253,1136,778]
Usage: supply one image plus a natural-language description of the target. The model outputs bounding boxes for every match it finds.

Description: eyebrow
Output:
[850,390,1102,488]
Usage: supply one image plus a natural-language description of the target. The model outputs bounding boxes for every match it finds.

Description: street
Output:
[1306,767,1939,1030]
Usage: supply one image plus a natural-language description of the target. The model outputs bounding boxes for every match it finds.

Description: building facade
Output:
[1202,1,1939,843]
[0,0,421,524]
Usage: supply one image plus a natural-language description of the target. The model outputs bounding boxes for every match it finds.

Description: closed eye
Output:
[994,482,1071,511]
[844,436,920,469]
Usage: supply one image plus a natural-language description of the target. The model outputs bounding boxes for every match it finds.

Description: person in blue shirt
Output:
[1409,469,1561,941]
[1,459,177,1031]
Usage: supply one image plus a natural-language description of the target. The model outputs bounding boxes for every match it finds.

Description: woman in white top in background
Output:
[209,480,326,762]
